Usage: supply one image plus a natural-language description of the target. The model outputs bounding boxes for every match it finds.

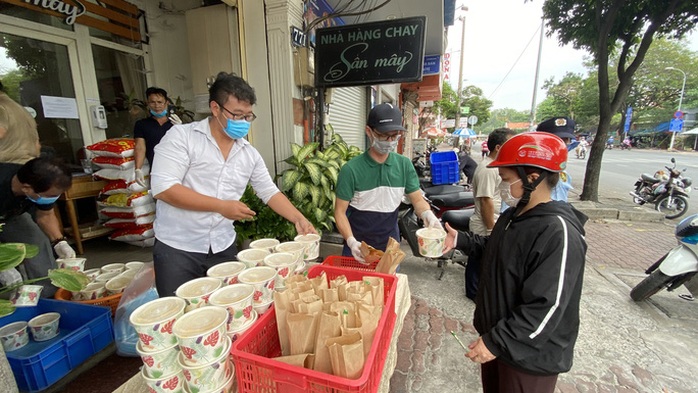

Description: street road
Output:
[565,147,698,218]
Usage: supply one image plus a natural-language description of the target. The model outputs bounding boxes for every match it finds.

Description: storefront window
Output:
[1,33,82,165]
[0,3,73,32]
[91,44,147,139]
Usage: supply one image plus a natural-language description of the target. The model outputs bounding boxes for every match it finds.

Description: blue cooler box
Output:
[0,299,113,392]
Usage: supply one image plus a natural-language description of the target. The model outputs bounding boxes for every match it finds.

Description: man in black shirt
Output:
[0,158,73,297]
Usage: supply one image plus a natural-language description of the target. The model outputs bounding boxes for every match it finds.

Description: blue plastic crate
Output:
[0,299,113,392]
[429,151,459,185]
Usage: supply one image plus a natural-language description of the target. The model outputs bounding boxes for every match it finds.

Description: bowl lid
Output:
[131,297,185,325]
[172,306,227,336]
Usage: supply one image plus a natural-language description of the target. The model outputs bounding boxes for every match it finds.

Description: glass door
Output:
[1,32,82,165]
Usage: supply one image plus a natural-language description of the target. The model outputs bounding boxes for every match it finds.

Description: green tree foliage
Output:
[0,69,25,101]
[542,0,698,201]
[479,108,529,131]
[430,81,493,131]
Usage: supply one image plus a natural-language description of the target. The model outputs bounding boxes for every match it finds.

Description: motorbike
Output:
[620,140,632,150]
[629,158,691,219]
[630,213,698,301]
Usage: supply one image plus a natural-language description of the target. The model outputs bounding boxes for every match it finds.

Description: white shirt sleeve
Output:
[150,125,190,197]
[248,150,280,203]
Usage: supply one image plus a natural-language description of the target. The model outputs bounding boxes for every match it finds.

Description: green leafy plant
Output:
[169,96,195,123]
[0,242,89,317]
[234,134,362,243]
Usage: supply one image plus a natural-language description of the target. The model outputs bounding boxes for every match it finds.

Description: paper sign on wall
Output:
[40,96,79,119]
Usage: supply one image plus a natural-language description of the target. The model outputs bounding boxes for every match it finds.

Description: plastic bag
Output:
[114,262,158,357]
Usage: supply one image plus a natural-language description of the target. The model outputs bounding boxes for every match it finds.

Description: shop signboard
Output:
[314,16,427,88]
[423,55,440,76]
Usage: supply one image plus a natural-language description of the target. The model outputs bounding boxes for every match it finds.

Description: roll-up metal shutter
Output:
[328,86,367,150]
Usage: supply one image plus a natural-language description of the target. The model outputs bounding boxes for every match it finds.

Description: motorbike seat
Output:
[441,209,474,232]
[430,191,475,207]
[422,184,465,197]
[641,174,661,184]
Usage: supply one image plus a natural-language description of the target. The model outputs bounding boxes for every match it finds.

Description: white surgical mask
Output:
[371,137,399,155]
[498,179,522,207]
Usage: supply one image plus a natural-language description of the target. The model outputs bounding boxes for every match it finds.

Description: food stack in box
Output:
[85,139,155,247]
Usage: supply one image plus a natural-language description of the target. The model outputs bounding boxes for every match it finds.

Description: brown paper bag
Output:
[362,276,385,306]
[313,311,342,373]
[273,289,297,356]
[320,287,339,303]
[273,353,315,369]
[330,275,348,290]
[309,271,329,295]
[326,332,365,379]
[360,242,384,265]
[375,237,405,274]
[356,303,383,357]
[286,312,320,355]
[285,274,308,287]
[346,288,373,305]
[329,301,358,329]
[295,295,323,314]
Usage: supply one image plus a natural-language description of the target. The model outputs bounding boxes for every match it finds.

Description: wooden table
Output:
[58,174,113,255]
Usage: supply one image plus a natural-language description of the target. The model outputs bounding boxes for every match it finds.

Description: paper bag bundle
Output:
[272,271,385,379]
[374,237,405,274]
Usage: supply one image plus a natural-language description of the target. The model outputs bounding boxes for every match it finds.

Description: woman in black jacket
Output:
[444,132,588,393]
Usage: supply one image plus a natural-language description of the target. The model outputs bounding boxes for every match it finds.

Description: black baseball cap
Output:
[536,117,576,140]
[367,103,406,133]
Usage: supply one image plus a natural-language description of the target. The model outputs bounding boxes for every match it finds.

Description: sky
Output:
[446,1,698,112]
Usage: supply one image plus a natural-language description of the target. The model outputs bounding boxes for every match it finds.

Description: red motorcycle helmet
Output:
[488,132,568,172]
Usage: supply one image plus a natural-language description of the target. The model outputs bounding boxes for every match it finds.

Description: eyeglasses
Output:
[372,130,402,142]
[218,104,257,122]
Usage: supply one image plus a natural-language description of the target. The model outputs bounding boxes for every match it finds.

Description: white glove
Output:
[0,268,22,287]
[135,168,146,188]
[54,240,76,259]
[420,210,442,229]
[168,113,182,125]
[347,236,366,263]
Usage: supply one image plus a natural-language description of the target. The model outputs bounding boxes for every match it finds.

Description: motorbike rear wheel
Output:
[630,270,673,301]
[655,195,689,219]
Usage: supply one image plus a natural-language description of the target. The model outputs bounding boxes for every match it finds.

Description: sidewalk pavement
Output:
[390,197,698,393]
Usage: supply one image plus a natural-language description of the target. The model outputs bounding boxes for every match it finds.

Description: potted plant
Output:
[235,134,362,244]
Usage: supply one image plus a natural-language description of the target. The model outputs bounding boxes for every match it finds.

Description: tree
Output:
[479,108,529,131]
[542,0,698,201]
[430,82,493,131]
[0,69,25,101]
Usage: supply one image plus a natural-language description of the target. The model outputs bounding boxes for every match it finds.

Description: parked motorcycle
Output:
[630,213,698,301]
[629,158,691,219]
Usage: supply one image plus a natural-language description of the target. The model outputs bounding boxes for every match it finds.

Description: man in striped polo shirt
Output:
[334,103,441,263]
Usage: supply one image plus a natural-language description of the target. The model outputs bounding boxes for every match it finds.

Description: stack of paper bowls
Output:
[130,297,187,393]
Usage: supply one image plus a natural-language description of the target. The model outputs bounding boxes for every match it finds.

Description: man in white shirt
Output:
[466,128,516,300]
[150,72,317,296]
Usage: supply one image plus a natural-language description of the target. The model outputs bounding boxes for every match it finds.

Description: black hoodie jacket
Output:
[457,200,588,375]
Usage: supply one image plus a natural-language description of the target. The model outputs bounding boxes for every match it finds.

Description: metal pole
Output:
[529,18,544,130]
[666,67,686,151]
[454,8,468,133]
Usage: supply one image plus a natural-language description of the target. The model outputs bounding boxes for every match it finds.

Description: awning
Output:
[681,127,698,135]
[423,127,446,138]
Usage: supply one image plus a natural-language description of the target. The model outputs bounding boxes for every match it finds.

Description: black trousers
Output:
[152,239,238,297]
[481,359,558,393]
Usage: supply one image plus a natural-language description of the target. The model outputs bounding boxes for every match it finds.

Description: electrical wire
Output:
[304,0,393,34]
[487,23,541,101]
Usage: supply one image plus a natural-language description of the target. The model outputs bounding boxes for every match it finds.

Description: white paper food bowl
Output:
[130,297,187,326]
[236,248,271,268]
[416,228,447,257]
[249,238,280,252]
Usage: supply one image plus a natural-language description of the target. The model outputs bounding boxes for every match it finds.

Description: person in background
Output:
[335,103,441,262]
[536,117,577,202]
[481,139,489,159]
[465,128,516,300]
[133,87,182,188]
[150,72,316,297]
[0,80,41,164]
[457,147,478,185]
[443,132,587,393]
[0,157,75,297]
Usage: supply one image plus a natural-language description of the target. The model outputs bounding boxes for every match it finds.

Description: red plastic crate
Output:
[231,265,397,393]
[321,255,379,272]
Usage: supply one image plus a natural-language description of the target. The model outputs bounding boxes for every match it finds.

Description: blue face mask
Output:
[150,108,168,118]
[222,118,251,140]
[27,194,60,205]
